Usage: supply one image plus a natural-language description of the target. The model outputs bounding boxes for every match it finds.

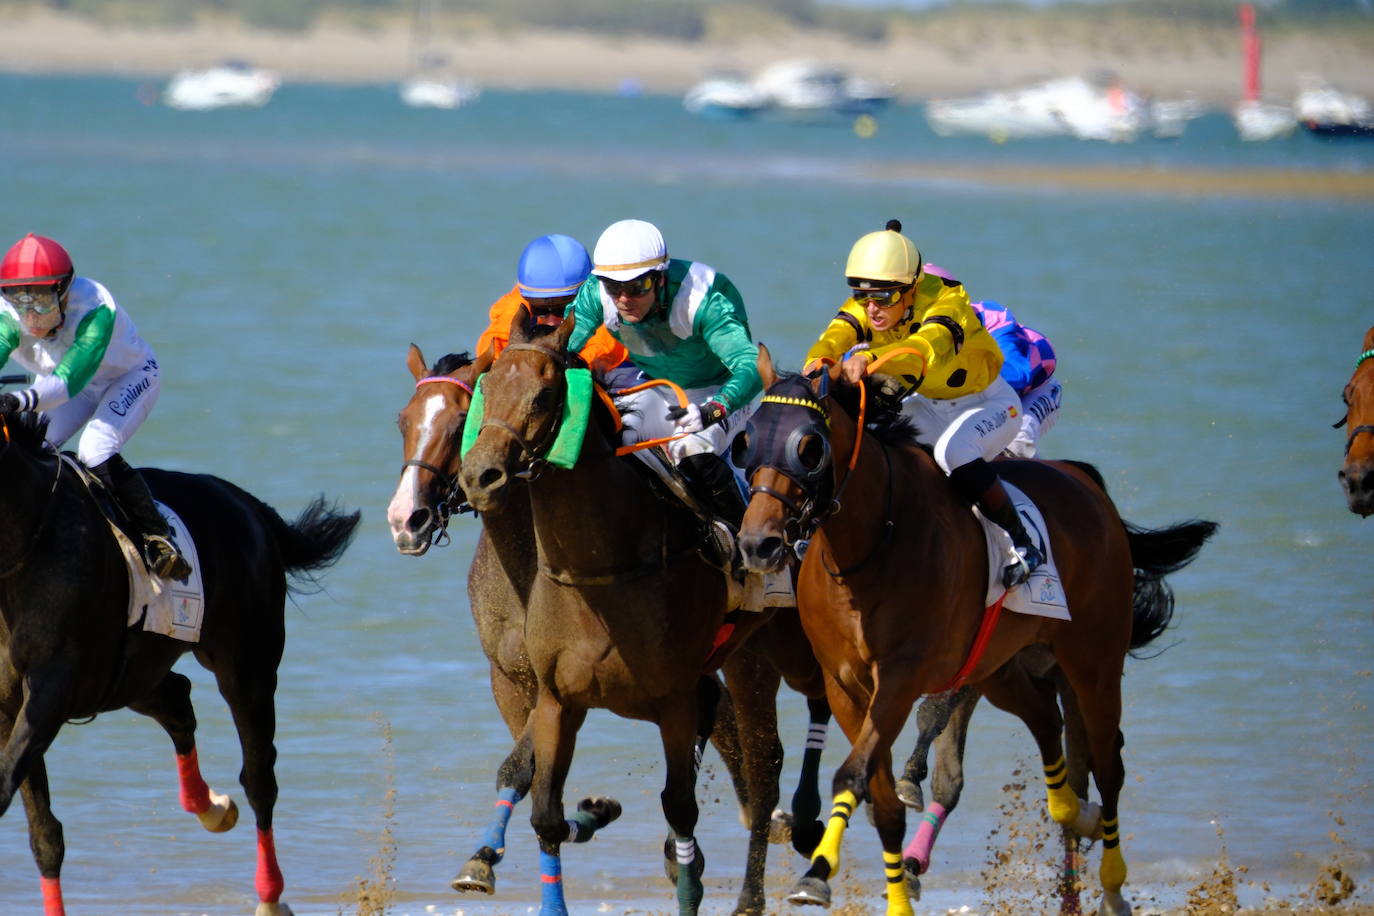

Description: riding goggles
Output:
[1,287,62,315]
[851,286,904,306]
[601,273,656,299]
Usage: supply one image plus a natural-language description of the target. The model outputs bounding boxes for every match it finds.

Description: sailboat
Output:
[1231,3,1296,142]
[398,0,479,110]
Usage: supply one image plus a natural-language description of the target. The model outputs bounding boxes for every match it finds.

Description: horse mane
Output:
[2,410,54,456]
[816,375,923,449]
[431,351,473,375]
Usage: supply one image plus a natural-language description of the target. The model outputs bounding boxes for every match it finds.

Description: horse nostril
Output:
[758,536,784,562]
[405,508,432,533]
[478,467,504,490]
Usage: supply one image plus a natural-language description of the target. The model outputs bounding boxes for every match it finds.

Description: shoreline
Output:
[5,8,1374,105]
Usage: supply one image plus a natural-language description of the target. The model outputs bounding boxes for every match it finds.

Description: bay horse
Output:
[458,314,794,916]
[736,345,1217,916]
[0,408,360,916]
[1336,324,1374,516]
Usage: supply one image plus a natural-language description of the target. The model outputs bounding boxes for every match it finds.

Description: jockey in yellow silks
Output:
[804,219,1043,588]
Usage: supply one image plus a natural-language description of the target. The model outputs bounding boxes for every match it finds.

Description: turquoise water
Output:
[1,73,1372,914]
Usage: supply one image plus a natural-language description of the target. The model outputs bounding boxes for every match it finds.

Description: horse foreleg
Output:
[0,661,73,818]
[529,690,589,916]
[718,651,784,916]
[657,687,709,916]
[453,725,534,894]
[781,695,830,858]
[18,755,66,916]
[901,685,979,888]
[1055,674,1092,916]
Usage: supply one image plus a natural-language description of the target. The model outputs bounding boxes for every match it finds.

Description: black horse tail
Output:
[1125,519,1219,654]
[263,496,362,595]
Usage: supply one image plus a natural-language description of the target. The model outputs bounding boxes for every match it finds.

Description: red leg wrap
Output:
[41,875,65,916]
[256,827,285,903]
[176,749,211,814]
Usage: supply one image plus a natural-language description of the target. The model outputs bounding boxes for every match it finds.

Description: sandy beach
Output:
[5,7,1374,104]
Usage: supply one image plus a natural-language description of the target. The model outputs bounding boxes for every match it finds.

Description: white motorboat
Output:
[1233,99,1297,142]
[751,60,893,119]
[162,61,279,111]
[400,76,479,110]
[925,75,1146,143]
[1293,78,1374,136]
[683,74,769,119]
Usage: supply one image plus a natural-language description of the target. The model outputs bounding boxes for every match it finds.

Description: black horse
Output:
[0,409,360,916]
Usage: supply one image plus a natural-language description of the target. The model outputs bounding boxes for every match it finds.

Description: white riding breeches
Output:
[614,383,755,464]
[1005,377,1062,459]
[901,375,1020,473]
[43,361,161,467]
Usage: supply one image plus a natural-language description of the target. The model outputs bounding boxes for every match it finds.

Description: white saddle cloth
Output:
[974,482,1070,621]
[109,500,207,642]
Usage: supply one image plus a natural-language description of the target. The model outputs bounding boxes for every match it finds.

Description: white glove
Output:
[670,402,705,434]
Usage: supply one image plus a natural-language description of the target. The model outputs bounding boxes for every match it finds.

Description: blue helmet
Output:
[517,234,592,300]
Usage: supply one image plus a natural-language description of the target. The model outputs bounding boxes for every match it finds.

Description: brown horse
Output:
[458,314,797,916]
[736,346,1217,916]
[1336,325,1374,516]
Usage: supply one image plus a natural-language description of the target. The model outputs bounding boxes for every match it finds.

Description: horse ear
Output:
[757,342,778,389]
[473,347,494,376]
[551,311,576,353]
[407,343,427,382]
[509,305,531,345]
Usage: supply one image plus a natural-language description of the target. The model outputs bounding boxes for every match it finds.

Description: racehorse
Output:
[1336,324,1374,516]
[458,315,792,916]
[736,345,1217,916]
[0,408,360,916]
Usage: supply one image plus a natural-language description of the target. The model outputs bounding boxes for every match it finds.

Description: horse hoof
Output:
[452,857,496,894]
[1074,800,1103,839]
[786,876,832,908]
[577,795,622,829]
[197,793,238,833]
[255,902,293,916]
[1098,890,1131,916]
[903,864,922,902]
[895,778,924,810]
[769,809,794,845]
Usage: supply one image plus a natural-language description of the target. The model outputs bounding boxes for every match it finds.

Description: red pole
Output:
[1239,2,1261,101]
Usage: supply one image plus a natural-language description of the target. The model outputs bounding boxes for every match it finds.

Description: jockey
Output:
[921,265,1062,459]
[565,219,761,550]
[474,233,627,373]
[803,220,1043,589]
[0,233,192,581]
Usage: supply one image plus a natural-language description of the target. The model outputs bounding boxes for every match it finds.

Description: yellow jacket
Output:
[805,271,1003,399]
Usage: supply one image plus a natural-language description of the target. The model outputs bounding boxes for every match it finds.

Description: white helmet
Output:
[591,219,669,281]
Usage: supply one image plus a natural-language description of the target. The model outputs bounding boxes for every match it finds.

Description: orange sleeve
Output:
[578,328,629,374]
[474,284,526,360]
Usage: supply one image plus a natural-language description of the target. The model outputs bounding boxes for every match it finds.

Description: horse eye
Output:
[532,388,555,413]
[797,434,826,471]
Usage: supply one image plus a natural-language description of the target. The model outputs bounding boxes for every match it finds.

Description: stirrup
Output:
[1001,544,1044,590]
[143,534,191,581]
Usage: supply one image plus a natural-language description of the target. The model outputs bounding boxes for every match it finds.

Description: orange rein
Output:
[593,377,693,457]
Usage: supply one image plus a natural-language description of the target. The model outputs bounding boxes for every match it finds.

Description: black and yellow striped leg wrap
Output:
[807,790,857,881]
[1043,754,1080,825]
[1099,815,1127,892]
[882,850,914,915]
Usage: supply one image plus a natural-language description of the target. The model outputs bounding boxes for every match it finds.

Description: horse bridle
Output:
[400,375,473,547]
[473,342,571,482]
[1334,348,1374,456]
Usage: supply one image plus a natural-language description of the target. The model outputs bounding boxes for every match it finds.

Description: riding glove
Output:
[667,400,727,434]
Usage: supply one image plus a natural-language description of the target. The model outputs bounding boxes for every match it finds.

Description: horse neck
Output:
[478,478,537,567]
[0,446,59,574]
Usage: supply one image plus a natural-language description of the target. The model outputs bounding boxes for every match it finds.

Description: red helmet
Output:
[1,234,75,290]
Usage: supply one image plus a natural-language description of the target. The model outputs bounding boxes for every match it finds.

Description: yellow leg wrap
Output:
[1099,817,1127,892]
[810,790,858,877]
[883,850,914,916]
[1043,755,1080,825]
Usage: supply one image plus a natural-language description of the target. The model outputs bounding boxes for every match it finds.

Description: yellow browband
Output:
[760,394,827,418]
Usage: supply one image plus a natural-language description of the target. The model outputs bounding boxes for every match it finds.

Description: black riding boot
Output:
[91,454,192,581]
[950,458,1043,590]
[978,479,1044,589]
[680,452,747,569]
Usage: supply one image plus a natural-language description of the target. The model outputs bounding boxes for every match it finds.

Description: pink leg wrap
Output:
[176,749,211,814]
[256,827,285,903]
[902,801,948,875]
[41,875,65,916]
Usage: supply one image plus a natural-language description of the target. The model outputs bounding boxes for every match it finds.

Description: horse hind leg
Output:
[901,684,980,895]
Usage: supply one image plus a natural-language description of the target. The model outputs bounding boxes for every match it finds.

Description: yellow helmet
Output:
[844,221,922,288]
